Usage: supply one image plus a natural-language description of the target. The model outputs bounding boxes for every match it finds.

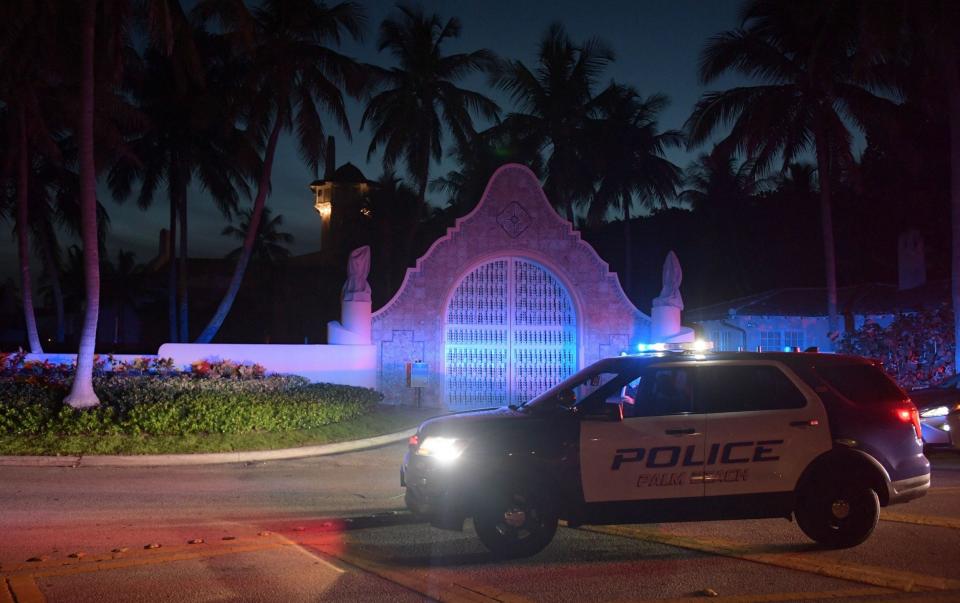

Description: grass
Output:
[0,405,442,456]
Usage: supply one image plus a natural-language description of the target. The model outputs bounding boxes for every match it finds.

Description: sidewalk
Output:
[0,427,416,468]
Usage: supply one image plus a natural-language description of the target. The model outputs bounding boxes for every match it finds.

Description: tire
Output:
[473,484,558,558]
[794,477,880,549]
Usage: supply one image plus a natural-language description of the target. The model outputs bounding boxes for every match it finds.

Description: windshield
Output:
[522,358,641,411]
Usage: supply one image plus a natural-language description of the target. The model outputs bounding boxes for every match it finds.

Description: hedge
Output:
[0,376,383,437]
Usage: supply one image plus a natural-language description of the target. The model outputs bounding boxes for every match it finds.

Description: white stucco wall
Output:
[157,343,377,388]
[24,346,378,389]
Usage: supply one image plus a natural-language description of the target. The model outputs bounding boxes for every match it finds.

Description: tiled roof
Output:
[685,280,949,322]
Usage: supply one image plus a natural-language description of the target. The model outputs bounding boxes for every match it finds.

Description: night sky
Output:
[2,0,746,280]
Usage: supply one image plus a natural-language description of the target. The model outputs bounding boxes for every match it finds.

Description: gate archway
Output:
[444,257,578,408]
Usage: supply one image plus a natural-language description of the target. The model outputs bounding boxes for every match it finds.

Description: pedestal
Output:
[651,305,694,343]
[327,299,371,345]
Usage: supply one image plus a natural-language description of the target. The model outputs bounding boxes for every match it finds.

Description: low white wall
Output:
[23,353,158,367]
[157,343,378,388]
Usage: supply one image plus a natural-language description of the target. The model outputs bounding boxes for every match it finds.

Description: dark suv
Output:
[401,351,930,557]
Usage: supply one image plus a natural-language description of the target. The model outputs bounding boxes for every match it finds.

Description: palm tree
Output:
[64,0,102,408]
[679,148,761,296]
[193,0,366,343]
[64,0,152,408]
[685,0,892,344]
[0,2,68,353]
[430,126,543,217]
[586,84,683,294]
[678,148,758,212]
[493,23,614,223]
[223,207,294,264]
[108,36,254,343]
[362,4,499,212]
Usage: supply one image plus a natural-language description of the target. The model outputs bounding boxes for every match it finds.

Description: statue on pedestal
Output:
[343,246,372,302]
[650,250,694,343]
[653,250,684,310]
[328,246,373,345]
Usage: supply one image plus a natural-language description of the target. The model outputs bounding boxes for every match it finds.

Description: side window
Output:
[700,365,806,413]
[632,367,696,417]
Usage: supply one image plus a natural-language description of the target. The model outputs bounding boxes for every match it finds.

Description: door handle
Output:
[665,428,698,436]
[789,419,819,428]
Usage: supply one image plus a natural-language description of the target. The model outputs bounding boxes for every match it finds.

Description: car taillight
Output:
[896,404,922,440]
[408,434,420,450]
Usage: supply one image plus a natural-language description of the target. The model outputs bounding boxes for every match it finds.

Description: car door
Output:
[580,364,706,503]
[698,361,832,497]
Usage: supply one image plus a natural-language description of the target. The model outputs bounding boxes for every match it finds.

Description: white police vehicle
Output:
[401,348,930,557]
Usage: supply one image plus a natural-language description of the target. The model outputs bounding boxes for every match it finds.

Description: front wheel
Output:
[795,479,879,548]
[473,486,558,558]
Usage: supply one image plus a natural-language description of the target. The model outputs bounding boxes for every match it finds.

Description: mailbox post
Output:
[405,361,428,408]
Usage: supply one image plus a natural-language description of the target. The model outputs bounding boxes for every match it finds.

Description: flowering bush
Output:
[0,353,264,387]
[0,354,381,437]
[838,304,955,390]
[0,375,381,436]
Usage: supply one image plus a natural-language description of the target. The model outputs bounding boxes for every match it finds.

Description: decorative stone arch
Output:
[372,164,650,407]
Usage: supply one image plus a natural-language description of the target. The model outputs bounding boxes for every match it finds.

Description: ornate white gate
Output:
[444,258,577,408]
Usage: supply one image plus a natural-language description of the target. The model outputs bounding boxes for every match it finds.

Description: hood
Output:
[417,406,532,438]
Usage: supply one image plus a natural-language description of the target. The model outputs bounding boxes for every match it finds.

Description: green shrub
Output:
[0,376,382,437]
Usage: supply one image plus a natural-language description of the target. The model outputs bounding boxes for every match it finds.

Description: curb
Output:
[0,427,416,468]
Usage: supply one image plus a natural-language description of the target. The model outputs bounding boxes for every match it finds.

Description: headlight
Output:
[920,406,950,418]
[416,436,467,464]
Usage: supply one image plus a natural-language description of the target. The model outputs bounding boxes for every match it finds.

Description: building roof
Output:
[309,162,371,187]
[685,279,949,322]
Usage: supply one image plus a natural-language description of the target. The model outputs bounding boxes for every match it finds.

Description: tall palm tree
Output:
[223,207,294,264]
[884,1,960,373]
[678,148,759,212]
[685,0,891,344]
[64,0,102,408]
[430,127,542,217]
[193,0,366,343]
[362,4,499,212]
[64,0,151,408]
[0,2,67,353]
[108,36,254,343]
[493,23,614,223]
[679,148,761,296]
[586,84,683,294]
[360,5,499,215]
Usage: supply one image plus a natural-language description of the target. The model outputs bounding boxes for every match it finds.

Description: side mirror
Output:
[557,389,576,406]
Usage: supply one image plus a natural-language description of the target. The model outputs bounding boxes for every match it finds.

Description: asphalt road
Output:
[1,445,958,603]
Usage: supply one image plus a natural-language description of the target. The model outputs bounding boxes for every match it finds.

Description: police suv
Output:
[401,349,930,558]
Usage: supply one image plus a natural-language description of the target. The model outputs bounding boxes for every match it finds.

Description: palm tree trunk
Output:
[65,0,101,409]
[168,196,178,342]
[623,196,633,299]
[37,225,65,344]
[949,68,960,374]
[176,181,189,342]
[195,115,284,343]
[814,124,840,347]
[16,114,43,353]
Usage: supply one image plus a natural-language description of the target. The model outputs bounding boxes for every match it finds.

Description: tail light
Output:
[896,403,922,440]
[408,434,420,451]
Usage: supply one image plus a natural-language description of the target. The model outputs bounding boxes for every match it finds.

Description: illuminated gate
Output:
[444,258,577,408]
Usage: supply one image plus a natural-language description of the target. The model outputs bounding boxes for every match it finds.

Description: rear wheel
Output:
[795,478,879,548]
[473,485,558,558]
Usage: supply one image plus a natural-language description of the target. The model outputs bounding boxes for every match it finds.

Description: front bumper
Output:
[401,451,470,529]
